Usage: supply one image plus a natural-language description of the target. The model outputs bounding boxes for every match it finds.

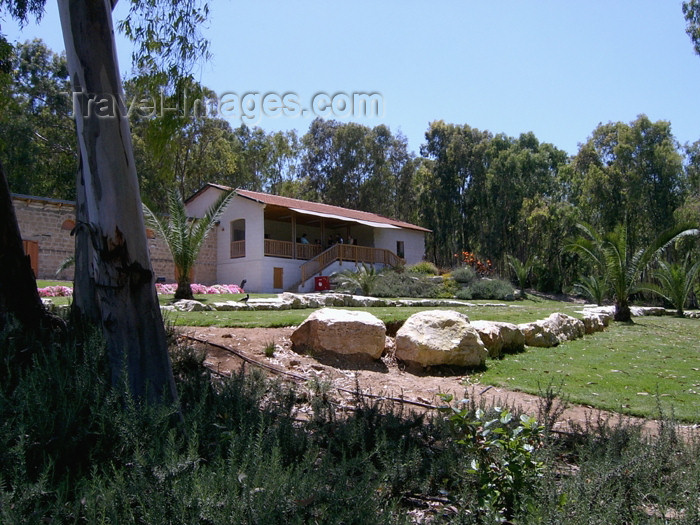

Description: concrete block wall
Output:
[13,195,218,285]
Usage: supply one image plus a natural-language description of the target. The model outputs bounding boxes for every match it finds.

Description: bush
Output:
[451,266,477,285]
[455,287,472,300]
[372,271,441,298]
[406,261,439,275]
[468,278,515,300]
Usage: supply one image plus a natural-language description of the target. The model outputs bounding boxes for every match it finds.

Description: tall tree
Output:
[2,0,210,404]
[0,39,76,199]
[128,77,239,207]
[683,1,700,55]
[0,160,52,330]
[566,115,686,252]
[56,0,179,404]
[300,118,417,219]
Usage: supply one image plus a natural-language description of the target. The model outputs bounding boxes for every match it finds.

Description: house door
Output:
[273,267,284,289]
[22,240,39,278]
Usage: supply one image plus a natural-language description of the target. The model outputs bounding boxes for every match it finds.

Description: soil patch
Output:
[180,326,698,437]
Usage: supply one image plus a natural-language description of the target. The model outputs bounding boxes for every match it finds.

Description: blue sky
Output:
[4,1,700,156]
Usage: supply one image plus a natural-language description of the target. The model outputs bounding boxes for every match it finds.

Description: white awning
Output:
[289,208,401,229]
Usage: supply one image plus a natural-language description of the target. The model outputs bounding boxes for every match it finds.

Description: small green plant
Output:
[641,258,700,316]
[334,264,379,296]
[451,266,476,285]
[406,261,439,275]
[455,287,472,300]
[468,278,515,300]
[506,254,535,297]
[574,274,608,305]
[263,340,276,357]
[438,394,545,521]
[437,275,459,298]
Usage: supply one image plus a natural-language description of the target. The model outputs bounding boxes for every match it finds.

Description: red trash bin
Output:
[314,276,330,291]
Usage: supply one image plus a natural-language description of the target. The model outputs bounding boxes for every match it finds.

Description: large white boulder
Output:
[581,311,609,334]
[471,320,525,358]
[395,310,488,368]
[518,313,585,347]
[291,308,386,359]
[172,299,213,312]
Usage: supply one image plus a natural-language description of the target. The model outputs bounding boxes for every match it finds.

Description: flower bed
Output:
[155,283,245,295]
[38,283,245,298]
[38,286,74,297]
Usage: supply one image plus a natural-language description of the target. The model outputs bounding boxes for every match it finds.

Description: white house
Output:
[185,184,430,293]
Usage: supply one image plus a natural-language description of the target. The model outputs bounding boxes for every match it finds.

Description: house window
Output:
[396,241,405,259]
[230,219,246,258]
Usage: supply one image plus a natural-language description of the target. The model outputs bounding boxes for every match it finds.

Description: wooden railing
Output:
[300,244,404,283]
[264,240,323,260]
[230,240,246,259]
[296,243,323,260]
[264,239,294,258]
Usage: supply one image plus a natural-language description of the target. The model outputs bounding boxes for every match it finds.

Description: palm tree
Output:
[505,254,535,297]
[335,264,379,296]
[564,222,699,322]
[143,190,233,301]
[573,274,608,306]
[640,258,700,317]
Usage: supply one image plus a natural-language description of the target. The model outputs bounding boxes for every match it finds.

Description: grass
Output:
[36,284,700,422]
[474,315,700,422]
[164,298,583,328]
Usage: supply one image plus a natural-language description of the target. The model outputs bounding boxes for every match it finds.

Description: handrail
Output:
[300,244,404,283]
[230,240,246,259]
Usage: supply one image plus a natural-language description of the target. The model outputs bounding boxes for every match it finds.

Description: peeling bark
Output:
[58,0,178,405]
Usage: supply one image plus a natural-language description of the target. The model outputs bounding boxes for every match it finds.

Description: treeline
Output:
[2,40,699,292]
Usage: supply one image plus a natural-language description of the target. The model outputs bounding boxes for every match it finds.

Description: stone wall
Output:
[12,195,218,285]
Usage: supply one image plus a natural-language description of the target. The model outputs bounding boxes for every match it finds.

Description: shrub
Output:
[451,266,477,285]
[455,287,473,300]
[437,276,459,298]
[406,261,439,275]
[372,271,441,298]
[468,278,515,300]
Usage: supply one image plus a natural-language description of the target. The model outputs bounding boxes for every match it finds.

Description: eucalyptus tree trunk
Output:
[57,0,178,405]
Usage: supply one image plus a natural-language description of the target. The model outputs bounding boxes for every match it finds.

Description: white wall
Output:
[373,228,426,265]
[185,186,225,217]
[214,195,267,292]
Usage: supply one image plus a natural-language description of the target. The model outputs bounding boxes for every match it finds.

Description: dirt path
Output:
[180,326,699,437]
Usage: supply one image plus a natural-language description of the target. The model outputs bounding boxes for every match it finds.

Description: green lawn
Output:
[163,298,584,328]
[473,315,700,422]
[37,283,700,422]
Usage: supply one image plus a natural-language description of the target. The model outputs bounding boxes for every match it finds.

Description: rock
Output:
[518,313,585,347]
[581,312,608,334]
[280,292,307,309]
[630,306,666,317]
[291,308,386,360]
[211,301,246,311]
[395,310,487,368]
[172,299,213,312]
[471,320,525,358]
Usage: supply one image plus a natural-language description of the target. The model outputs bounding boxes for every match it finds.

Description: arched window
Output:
[230,219,245,258]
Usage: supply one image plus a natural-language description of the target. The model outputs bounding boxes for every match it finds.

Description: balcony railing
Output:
[264,239,323,260]
[230,240,246,258]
